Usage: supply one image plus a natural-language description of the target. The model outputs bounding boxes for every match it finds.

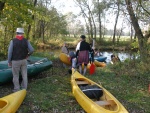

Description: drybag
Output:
[80,85,103,100]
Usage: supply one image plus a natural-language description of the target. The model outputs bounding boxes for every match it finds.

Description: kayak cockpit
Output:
[0,99,8,110]
[75,79,118,111]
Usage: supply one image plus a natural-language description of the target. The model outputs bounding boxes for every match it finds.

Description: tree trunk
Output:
[88,14,93,39]
[41,21,45,44]
[117,22,124,44]
[98,0,102,41]
[125,0,147,60]
[112,0,120,45]
[130,25,133,42]
[27,0,37,39]
[90,12,96,40]
[0,1,5,19]
[0,1,5,11]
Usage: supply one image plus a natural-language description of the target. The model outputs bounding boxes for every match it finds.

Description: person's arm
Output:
[27,40,34,56]
[76,50,79,58]
[75,41,81,58]
[8,40,13,66]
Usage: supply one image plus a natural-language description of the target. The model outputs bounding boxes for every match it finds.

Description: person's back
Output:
[8,27,34,92]
[61,43,69,54]
[76,35,92,75]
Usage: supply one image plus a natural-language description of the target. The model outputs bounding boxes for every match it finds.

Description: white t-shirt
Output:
[76,41,81,51]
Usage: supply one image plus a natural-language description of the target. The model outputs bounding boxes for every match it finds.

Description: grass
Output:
[0,54,150,113]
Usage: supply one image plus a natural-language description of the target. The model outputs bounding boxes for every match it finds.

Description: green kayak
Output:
[0,56,53,84]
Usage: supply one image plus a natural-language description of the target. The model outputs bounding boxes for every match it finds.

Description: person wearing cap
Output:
[61,42,69,68]
[8,27,34,92]
[76,35,92,75]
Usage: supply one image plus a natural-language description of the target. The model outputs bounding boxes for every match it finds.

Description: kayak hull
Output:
[94,56,107,62]
[0,56,53,84]
[59,53,71,65]
[0,89,26,113]
[71,69,128,113]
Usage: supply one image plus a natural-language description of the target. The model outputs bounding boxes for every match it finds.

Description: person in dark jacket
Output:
[89,44,94,64]
[76,35,92,75]
[8,28,34,92]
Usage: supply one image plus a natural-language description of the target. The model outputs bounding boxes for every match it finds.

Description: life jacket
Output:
[11,38,28,60]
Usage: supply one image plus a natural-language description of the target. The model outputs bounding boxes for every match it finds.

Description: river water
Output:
[101,51,138,63]
[38,49,138,64]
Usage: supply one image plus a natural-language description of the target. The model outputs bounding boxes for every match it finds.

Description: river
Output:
[37,49,138,64]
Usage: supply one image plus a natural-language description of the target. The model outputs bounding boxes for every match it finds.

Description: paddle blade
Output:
[89,63,95,75]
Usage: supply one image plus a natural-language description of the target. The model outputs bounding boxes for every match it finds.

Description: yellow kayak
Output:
[71,69,128,113]
[59,53,106,68]
[0,89,26,113]
[94,60,106,67]
[87,60,106,69]
[59,53,71,66]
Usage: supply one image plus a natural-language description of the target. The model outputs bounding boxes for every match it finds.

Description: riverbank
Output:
[37,41,138,52]
[34,35,139,52]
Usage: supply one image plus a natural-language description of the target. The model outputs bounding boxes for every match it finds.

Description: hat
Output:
[16,28,24,33]
[80,35,86,39]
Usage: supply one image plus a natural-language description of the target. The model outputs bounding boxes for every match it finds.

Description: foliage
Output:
[131,41,139,50]
[0,0,68,55]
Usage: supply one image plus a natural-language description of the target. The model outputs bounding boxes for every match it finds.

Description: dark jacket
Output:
[11,38,28,60]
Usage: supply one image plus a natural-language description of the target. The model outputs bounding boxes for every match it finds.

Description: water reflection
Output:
[37,49,138,64]
[101,51,138,63]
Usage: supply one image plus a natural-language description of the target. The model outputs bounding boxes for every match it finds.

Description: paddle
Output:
[27,58,47,64]
[89,62,95,75]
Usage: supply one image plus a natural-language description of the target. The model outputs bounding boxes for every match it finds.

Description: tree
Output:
[125,0,147,59]
[0,1,5,12]
[112,0,120,45]
[27,0,37,39]
[74,0,96,40]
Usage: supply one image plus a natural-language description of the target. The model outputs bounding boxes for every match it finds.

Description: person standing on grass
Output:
[68,51,77,74]
[89,44,94,64]
[76,35,92,75]
[61,42,69,68]
[8,27,34,92]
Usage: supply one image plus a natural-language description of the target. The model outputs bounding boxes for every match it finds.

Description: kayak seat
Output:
[76,80,89,85]
[95,100,116,106]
